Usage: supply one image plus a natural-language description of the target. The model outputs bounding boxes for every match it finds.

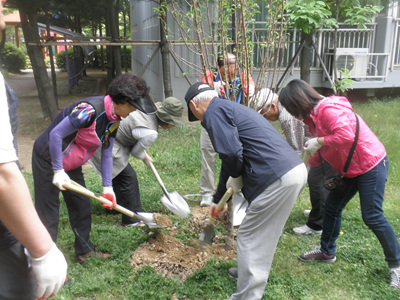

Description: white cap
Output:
[250,88,278,111]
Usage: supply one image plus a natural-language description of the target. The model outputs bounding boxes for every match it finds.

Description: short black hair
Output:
[107,73,150,104]
[279,79,323,119]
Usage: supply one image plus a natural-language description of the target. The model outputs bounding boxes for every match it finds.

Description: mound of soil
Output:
[131,206,237,280]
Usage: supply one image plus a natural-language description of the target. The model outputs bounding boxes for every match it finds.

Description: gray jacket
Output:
[89,110,158,178]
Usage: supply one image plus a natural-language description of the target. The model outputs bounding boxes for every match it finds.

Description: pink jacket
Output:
[303,96,386,177]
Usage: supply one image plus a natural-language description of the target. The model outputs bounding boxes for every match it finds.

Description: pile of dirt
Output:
[131,206,237,280]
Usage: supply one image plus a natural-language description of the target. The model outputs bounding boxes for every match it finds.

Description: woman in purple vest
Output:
[32,73,156,264]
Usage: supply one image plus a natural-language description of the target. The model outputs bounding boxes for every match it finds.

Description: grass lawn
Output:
[23,96,400,299]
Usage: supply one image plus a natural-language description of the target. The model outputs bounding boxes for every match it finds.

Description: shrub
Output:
[0,42,26,73]
[55,47,75,72]
[92,46,131,69]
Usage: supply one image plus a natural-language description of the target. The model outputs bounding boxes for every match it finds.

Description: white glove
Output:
[27,243,68,299]
[226,176,243,193]
[102,186,116,209]
[142,151,154,167]
[303,137,322,156]
[52,169,70,190]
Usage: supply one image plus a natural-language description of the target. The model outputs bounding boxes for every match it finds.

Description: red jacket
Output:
[303,96,386,177]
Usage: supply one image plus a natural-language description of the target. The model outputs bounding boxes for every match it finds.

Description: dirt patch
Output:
[153,213,173,227]
[131,206,237,280]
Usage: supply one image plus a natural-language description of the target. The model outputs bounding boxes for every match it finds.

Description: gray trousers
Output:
[200,126,218,196]
[230,163,308,300]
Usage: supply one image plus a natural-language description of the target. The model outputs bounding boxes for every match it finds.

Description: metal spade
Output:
[147,160,190,218]
[63,180,162,228]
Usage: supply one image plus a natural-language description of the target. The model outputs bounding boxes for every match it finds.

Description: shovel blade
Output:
[199,224,214,245]
[160,191,190,218]
[135,212,161,228]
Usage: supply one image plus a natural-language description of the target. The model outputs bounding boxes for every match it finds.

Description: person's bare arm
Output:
[0,161,53,258]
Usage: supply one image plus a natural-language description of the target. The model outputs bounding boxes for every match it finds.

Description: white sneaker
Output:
[389,267,400,289]
[293,224,322,236]
[200,195,213,207]
[303,209,311,218]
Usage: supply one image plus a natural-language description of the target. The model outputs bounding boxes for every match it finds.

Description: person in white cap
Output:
[185,82,307,300]
[89,97,184,226]
[251,88,338,236]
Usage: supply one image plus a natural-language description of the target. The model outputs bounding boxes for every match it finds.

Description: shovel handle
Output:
[63,181,136,218]
[303,151,311,172]
[147,160,171,198]
[205,186,234,227]
[216,186,234,211]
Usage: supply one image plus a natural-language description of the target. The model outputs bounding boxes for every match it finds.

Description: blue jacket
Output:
[203,98,302,204]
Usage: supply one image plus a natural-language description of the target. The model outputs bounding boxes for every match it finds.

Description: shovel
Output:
[199,186,234,245]
[63,180,163,228]
[303,151,311,172]
[147,159,190,218]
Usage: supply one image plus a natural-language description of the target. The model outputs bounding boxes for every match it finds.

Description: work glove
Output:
[226,176,243,193]
[142,151,154,167]
[52,169,70,191]
[101,186,117,210]
[303,137,322,156]
[26,242,68,299]
[210,202,225,219]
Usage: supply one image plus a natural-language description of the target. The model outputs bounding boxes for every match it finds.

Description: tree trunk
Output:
[18,6,58,120]
[110,0,122,77]
[300,31,313,84]
[159,0,173,98]
[105,2,115,86]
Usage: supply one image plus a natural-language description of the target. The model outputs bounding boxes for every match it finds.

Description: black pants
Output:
[0,242,36,300]
[32,147,94,256]
[112,163,142,225]
[306,161,338,231]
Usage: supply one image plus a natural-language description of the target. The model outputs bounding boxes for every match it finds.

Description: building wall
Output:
[131,0,400,104]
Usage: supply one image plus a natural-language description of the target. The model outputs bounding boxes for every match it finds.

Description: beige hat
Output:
[155,97,184,125]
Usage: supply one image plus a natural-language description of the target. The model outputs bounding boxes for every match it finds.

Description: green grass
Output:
[26,97,400,299]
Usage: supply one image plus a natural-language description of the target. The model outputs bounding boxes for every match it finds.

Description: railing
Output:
[392,18,400,68]
[244,23,377,71]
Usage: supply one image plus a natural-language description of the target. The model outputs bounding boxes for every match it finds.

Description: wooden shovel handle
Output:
[216,186,234,211]
[303,151,311,172]
[63,180,136,218]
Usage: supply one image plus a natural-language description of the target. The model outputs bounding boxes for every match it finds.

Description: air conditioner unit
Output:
[334,48,369,80]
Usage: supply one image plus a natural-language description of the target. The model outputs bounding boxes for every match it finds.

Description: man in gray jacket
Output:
[185,82,307,300]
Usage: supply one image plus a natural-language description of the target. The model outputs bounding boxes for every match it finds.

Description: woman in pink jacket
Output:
[280,79,400,290]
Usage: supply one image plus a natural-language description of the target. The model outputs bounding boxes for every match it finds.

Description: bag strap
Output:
[342,112,359,175]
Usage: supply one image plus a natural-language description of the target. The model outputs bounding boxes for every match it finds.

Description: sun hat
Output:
[155,97,184,125]
[127,94,158,115]
[184,82,215,122]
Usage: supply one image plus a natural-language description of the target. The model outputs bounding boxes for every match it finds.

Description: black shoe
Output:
[228,267,238,279]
